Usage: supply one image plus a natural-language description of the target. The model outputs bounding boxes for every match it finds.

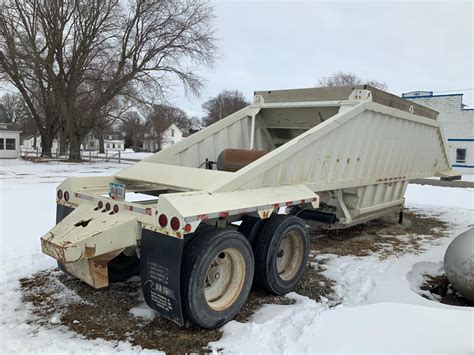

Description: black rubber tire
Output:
[254,214,309,295]
[107,252,141,282]
[238,215,266,247]
[181,228,254,329]
[57,261,71,275]
[183,222,215,249]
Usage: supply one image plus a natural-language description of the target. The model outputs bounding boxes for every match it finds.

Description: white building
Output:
[0,104,21,159]
[22,134,60,152]
[83,131,125,152]
[143,122,185,152]
[402,91,474,175]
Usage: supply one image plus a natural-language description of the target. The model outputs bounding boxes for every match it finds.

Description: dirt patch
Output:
[420,274,473,307]
[309,209,449,259]
[20,208,447,353]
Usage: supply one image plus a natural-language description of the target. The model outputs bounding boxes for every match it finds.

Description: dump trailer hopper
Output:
[41,85,455,329]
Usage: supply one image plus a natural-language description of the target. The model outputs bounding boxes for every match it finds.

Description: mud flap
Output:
[140,229,184,326]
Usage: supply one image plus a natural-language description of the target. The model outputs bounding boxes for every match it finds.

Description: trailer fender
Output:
[140,229,184,326]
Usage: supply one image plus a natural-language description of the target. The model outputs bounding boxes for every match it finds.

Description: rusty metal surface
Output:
[217,149,267,172]
[64,249,123,288]
[41,204,138,263]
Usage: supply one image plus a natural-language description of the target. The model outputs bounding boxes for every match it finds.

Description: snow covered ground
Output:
[1,159,473,353]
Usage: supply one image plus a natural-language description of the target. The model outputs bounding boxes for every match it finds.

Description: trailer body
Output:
[41,85,455,327]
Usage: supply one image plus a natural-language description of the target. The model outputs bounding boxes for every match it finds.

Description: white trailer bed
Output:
[41,85,455,329]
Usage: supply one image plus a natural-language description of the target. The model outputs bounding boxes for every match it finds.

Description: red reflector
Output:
[64,191,70,201]
[159,214,168,227]
[105,202,111,211]
[113,204,119,213]
[170,217,180,231]
[98,201,103,209]
[184,224,192,233]
[57,189,63,200]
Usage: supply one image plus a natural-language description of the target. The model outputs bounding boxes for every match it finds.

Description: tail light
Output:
[64,191,70,201]
[98,201,103,209]
[105,203,111,211]
[184,224,192,233]
[113,204,119,213]
[159,214,168,227]
[57,189,63,200]
[170,217,180,231]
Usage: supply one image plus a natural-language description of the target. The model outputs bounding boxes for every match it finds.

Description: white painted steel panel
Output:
[114,87,453,225]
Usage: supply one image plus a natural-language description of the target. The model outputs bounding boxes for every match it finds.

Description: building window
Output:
[112,143,116,149]
[171,129,175,137]
[456,148,467,163]
[0,138,4,150]
[90,141,94,148]
[6,138,16,150]
[107,143,110,149]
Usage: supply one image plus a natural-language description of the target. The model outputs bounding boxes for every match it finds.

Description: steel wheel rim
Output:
[276,230,304,281]
[204,248,246,311]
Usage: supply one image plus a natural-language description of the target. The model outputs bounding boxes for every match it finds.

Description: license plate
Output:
[109,182,126,201]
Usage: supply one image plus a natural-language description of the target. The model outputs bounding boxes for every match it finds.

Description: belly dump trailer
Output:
[41,85,456,329]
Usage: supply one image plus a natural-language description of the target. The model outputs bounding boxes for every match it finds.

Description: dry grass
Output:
[19,208,449,353]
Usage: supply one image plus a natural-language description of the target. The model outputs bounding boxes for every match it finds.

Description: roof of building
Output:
[145,119,183,138]
[0,124,21,132]
[402,90,473,112]
[402,92,464,100]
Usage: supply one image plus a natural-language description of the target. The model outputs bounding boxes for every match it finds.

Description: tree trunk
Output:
[98,127,105,154]
[68,132,83,161]
[132,138,139,152]
[59,127,68,155]
[40,132,53,158]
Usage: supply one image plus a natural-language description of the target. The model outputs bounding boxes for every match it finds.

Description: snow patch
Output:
[406,261,445,301]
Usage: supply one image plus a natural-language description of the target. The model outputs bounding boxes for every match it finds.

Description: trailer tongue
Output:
[41,85,456,328]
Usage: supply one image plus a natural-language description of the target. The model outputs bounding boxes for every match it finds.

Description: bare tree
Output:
[0,93,37,141]
[0,0,216,160]
[202,90,249,126]
[120,111,146,152]
[318,71,388,90]
[145,104,191,151]
[0,93,30,124]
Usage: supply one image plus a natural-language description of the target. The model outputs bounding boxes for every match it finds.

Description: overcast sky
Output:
[169,0,473,117]
[0,0,472,117]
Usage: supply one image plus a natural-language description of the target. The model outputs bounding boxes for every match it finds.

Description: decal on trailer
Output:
[109,182,126,201]
[140,229,184,326]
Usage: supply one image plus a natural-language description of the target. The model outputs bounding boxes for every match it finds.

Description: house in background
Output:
[402,91,474,175]
[83,131,125,152]
[0,104,22,158]
[143,122,185,152]
[22,134,60,152]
